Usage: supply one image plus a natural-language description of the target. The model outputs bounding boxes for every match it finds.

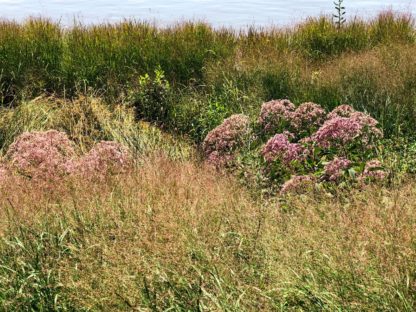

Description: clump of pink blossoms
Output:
[203,114,250,166]
[258,99,295,133]
[76,141,131,179]
[262,132,306,165]
[312,117,362,148]
[280,175,316,195]
[290,102,326,131]
[312,111,382,149]
[327,104,356,119]
[5,130,76,181]
[350,112,383,140]
[361,160,386,181]
[324,157,352,181]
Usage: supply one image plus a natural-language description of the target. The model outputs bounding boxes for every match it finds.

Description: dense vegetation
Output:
[1,12,416,310]
[1,12,415,141]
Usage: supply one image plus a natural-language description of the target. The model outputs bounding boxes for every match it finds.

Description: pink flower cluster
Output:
[203,114,250,166]
[258,99,295,133]
[206,152,234,168]
[259,100,326,134]
[361,160,387,181]
[350,112,383,139]
[312,111,382,149]
[280,175,315,195]
[312,117,362,148]
[324,157,352,181]
[327,104,356,119]
[5,130,77,181]
[75,141,131,179]
[290,102,326,131]
[2,130,132,183]
[262,132,306,165]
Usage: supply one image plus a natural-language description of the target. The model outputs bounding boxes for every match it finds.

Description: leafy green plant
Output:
[128,67,171,124]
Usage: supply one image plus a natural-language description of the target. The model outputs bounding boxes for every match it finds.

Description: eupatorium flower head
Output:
[290,102,326,131]
[324,157,352,181]
[327,104,356,119]
[350,112,383,139]
[6,130,76,180]
[258,99,295,133]
[76,141,131,179]
[203,114,250,166]
[361,160,386,181]
[262,132,306,164]
[312,117,362,148]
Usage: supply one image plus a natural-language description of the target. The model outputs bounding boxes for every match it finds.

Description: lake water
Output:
[0,0,415,28]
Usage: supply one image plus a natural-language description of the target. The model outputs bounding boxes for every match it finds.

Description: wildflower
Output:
[327,104,356,119]
[324,157,352,181]
[312,116,362,148]
[361,160,386,181]
[290,102,326,131]
[313,108,383,149]
[6,130,76,181]
[350,111,383,140]
[262,132,306,165]
[258,99,295,133]
[203,114,250,166]
[77,141,131,179]
[280,175,315,195]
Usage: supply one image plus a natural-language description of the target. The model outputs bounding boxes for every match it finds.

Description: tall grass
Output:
[0,95,194,159]
[1,156,415,310]
[0,13,415,139]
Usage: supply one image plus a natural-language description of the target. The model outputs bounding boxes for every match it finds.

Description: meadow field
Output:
[1,12,416,311]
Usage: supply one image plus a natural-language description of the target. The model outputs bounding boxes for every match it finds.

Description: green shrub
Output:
[128,68,172,124]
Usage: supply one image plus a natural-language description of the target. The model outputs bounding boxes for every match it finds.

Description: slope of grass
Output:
[0,12,416,311]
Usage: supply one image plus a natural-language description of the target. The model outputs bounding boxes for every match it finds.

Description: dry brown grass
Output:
[1,155,416,310]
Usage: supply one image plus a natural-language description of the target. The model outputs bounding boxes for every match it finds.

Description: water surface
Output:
[0,0,415,28]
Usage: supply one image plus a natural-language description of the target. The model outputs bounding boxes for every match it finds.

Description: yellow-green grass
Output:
[0,95,194,159]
